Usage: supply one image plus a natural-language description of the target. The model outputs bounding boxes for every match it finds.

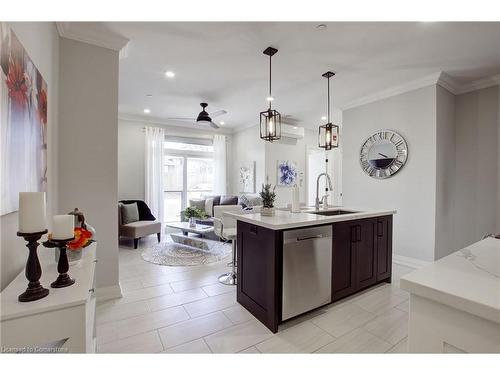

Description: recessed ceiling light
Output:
[266,96,274,102]
[321,116,327,121]
[293,126,298,129]
[219,121,225,125]
[316,24,327,31]
[165,71,175,78]
[143,109,151,114]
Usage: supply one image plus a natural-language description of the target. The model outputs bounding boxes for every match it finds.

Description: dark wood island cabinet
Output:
[235,213,393,333]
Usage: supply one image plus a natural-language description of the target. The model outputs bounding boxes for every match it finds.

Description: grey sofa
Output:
[118,200,161,249]
[180,194,262,241]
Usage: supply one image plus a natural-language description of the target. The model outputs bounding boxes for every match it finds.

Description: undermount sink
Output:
[310,210,357,216]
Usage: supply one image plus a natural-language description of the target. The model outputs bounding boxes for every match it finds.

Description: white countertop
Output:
[400,237,500,324]
[226,206,396,230]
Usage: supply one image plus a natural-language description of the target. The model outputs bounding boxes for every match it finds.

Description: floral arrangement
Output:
[67,227,94,251]
[47,227,94,251]
[260,184,276,208]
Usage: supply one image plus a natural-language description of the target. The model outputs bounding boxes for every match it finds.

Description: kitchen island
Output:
[401,236,500,353]
[226,207,396,333]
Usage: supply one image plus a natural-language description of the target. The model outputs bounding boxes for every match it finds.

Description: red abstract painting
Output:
[0,23,48,215]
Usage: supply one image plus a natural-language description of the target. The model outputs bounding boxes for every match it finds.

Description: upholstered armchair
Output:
[118,200,161,249]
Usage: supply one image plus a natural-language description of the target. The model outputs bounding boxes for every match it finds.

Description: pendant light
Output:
[260,47,281,142]
[318,71,339,150]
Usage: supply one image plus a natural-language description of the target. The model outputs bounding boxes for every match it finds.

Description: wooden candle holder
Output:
[17,230,50,302]
[43,238,76,288]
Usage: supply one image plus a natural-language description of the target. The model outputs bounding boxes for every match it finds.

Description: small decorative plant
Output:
[183,206,208,220]
[260,183,276,209]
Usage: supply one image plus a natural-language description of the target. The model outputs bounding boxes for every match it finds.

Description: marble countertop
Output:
[400,237,500,324]
[226,206,396,230]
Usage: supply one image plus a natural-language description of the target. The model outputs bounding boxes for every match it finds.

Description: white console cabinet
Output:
[1,242,97,353]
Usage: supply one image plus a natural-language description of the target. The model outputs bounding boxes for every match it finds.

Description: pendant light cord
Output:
[269,53,272,110]
[327,75,330,124]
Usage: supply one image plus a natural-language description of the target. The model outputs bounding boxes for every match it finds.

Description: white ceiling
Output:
[105,22,500,131]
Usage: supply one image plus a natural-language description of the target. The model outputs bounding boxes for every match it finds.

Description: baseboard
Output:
[393,254,432,269]
[96,283,123,303]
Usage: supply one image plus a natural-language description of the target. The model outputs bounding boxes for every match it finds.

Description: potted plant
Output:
[183,206,208,227]
[260,183,276,216]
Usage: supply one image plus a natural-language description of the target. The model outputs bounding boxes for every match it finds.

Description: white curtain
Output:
[145,126,165,222]
[213,134,227,195]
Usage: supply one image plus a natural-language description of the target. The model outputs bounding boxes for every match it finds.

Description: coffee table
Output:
[165,221,214,238]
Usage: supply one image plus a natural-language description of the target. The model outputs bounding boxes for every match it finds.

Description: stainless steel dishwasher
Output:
[282,225,332,320]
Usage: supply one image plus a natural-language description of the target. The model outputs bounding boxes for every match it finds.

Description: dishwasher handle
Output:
[296,234,324,241]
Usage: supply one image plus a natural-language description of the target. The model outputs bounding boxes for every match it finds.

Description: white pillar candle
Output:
[52,215,74,240]
[18,192,47,233]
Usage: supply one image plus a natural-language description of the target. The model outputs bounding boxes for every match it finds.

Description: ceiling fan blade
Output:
[209,110,227,118]
[209,121,220,129]
[167,117,196,122]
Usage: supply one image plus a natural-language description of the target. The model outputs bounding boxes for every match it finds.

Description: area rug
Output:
[141,235,232,266]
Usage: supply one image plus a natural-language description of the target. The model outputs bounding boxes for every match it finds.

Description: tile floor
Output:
[97,233,415,354]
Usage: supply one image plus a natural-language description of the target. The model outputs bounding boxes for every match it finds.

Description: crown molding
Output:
[341,72,443,110]
[118,113,235,136]
[436,72,461,94]
[56,22,129,52]
[455,74,500,94]
[342,71,500,110]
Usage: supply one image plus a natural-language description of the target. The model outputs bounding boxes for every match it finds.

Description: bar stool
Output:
[213,217,237,285]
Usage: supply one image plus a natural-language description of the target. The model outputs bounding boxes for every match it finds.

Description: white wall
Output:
[343,83,499,262]
[264,129,318,208]
[343,85,438,262]
[498,89,500,234]
[434,85,456,260]
[230,125,265,197]
[1,22,59,291]
[118,119,233,200]
[118,119,146,200]
[453,85,499,250]
[58,38,120,294]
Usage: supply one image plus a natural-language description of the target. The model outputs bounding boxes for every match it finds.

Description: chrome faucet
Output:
[315,173,333,210]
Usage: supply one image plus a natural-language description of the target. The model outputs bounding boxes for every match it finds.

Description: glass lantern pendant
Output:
[318,71,340,150]
[260,47,281,142]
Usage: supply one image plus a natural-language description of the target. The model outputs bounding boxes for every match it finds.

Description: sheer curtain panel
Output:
[213,134,227,195]
[145,126,165,222]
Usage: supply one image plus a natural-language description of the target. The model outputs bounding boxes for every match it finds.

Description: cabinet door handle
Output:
[351,226,357,242]
[357,225,361,242]
[377,221,383,237]
[89,288,95,293]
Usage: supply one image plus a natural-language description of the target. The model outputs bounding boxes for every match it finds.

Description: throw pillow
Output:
[220,195,238,205]
[189,199,206,212]
[202,195,221,206]
[239,194,262,208]
[121,203,139,224]
[238,195,250,208]
[205,197,214,217]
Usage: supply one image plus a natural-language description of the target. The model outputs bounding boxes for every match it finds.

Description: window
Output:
[163,137,214,222]
[164,141,214,153]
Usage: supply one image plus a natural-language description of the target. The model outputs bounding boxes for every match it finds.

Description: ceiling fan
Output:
[167,103,227,129]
